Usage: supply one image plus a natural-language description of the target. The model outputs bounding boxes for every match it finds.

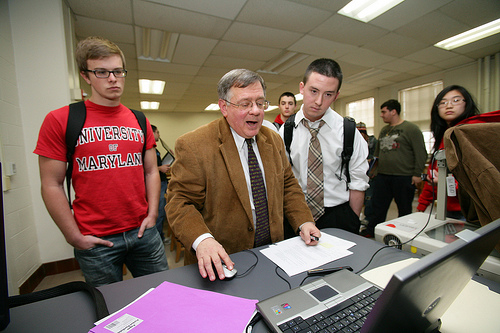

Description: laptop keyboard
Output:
[277,286,382,333]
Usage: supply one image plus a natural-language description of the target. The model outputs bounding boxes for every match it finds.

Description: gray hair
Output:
[217,69,266,101]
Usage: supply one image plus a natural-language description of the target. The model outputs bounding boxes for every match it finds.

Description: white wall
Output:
[1,0,76,294]
[1,0,40,296]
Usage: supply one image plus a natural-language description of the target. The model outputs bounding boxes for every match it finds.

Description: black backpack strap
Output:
[341,116,356,190]
[130,109,148,161]
[283,114,296,166]
[65,101,87,208]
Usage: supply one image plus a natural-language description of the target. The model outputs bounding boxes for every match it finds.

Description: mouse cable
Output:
[235,249,259,278]
[274,265,292,290]
[355,150,442,274]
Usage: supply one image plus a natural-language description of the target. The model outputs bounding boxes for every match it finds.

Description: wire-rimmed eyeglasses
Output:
[224,99,269,111]
[437,98,465,108]
[84,69,127,78]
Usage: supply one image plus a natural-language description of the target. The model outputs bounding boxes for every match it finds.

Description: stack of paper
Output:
[260,233,356,276]
[89,281,258,333]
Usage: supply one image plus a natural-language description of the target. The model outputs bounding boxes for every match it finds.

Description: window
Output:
[346,97,375,135]
[399,81,443,153]
[399,81,443,129]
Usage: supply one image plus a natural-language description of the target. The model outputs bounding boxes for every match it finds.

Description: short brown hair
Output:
[75,36,126,73]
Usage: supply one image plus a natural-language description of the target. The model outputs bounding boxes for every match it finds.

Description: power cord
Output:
[355,149,442,274]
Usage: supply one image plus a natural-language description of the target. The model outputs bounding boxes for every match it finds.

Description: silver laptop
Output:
[257,219,500,332]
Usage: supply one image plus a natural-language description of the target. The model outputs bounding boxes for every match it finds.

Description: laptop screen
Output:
[362,219,500,332]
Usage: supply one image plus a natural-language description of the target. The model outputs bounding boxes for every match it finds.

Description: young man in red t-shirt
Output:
[34,36,168,286]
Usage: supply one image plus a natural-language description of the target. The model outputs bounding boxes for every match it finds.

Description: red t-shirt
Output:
[34,100,156,237]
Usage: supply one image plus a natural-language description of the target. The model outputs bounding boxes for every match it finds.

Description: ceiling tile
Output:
[212,41,282,62]
[285,0,347,12]
[203,55,265,70]
[395,10,469,45]
[133,0,231,39]
[378,59,427,72]
[223,22,303,48]
[171,35,218,66]
[137,59,199,75]
[237,0,332,33]
[74,16,134,44]
[288,36,358,59]
[67,0,133,24]
[370,0,453,31]
[362,33,428,58]
[339,48,396,68]
[438,0,500,27]
[310,14,388,47]
[146,0,247,20]
[403,46,457,65]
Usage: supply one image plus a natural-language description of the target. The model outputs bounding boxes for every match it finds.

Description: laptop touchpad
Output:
[310,285,339,302]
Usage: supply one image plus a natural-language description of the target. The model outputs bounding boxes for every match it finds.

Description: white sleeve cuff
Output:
[192,233,213,251]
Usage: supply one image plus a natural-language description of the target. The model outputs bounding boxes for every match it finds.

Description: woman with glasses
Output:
[417,85,480,218]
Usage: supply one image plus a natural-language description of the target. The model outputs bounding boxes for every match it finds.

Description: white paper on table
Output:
[260,232,356,276]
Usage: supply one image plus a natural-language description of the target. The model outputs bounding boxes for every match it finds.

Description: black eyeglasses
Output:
[84,69,127,78]
[224,99,269,111]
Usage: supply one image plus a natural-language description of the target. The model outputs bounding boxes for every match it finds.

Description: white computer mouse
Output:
[222,263,237,280]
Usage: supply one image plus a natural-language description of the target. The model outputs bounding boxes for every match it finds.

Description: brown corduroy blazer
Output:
[166,117,314,265]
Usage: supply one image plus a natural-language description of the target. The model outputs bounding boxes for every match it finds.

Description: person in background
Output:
[417,85,479,218]
[356,122,377,226]
[34,36,168,286]
[166,69,320,281]
[279,58,369,236]
[152,125,171,243]
[362,99,427,238]
[273,92,297,129]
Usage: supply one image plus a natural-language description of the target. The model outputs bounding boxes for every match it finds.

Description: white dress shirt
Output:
[279,106,369,208]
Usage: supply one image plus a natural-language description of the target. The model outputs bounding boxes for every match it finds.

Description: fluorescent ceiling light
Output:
[435,18,500,50]
[140,101,160,110]
[266,105,279,112]
[338,0,405,23]
[258,52,308,74]
[295,94,303,102]
[205,103,220,111]
[139,79,165,95]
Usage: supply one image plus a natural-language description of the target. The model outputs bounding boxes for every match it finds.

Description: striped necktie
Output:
[302,118,326,221]
[245,138,271,247]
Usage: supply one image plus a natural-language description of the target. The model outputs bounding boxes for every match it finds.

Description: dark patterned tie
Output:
[246,139,271,247]
[302,118,326,221]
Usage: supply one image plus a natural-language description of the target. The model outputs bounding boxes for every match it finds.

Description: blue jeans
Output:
[74,226,169,287]
[156,180,168,240]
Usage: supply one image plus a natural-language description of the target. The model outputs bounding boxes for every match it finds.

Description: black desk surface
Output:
[2,229,438,332]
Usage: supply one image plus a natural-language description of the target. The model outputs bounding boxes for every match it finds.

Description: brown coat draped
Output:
[444,123,500,252]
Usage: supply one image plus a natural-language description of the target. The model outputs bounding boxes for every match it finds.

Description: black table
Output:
[4,229,420,333]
